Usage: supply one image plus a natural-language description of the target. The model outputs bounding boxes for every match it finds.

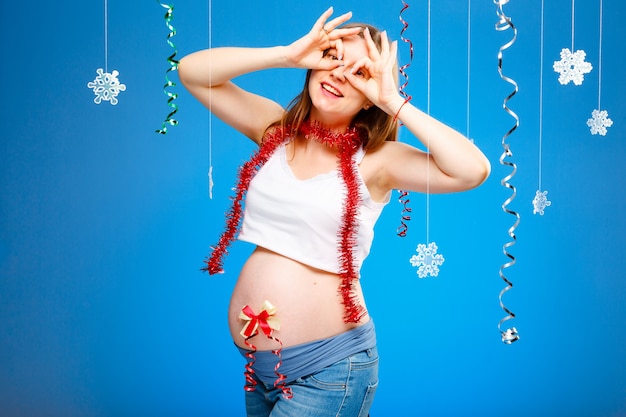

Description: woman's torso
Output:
[229,247,369,350]
[229,139,387,350]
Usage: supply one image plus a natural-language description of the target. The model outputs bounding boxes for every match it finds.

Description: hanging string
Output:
[539,0,544,192]
[208,0,214,198]
[571,0,575,52]
[585,0,611,136]
[466,0,471,139]
[597,0,603,110]
[104,0,108,73]
[532,0,552,215]
[87,0,126,105]
[425,0,431,245]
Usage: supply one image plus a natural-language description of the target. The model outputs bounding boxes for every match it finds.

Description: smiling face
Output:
[308,35,372,129]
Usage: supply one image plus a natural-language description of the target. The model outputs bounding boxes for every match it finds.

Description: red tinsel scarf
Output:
[202,121,367,323]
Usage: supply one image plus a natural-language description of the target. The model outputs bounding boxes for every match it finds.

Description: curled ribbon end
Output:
[501,327,520,344]
[200,260,225,275]
[239,302,290,396]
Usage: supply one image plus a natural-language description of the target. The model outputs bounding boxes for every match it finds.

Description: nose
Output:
[330,66,346,82]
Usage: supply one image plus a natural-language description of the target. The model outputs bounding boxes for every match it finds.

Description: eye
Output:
[353,68,369,78]
[323,49,339,60]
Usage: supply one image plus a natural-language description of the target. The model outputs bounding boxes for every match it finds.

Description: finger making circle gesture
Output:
[344,28,401,116]
[285,7,361,70]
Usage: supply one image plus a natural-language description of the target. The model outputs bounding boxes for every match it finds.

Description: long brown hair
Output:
[269,23,399,150]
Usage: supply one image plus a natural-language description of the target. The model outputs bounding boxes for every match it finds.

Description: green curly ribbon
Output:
[156,1,179,135]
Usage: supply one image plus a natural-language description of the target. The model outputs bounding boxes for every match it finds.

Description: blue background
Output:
[1,0,625,416]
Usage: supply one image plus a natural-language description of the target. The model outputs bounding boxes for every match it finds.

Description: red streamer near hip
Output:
[240,303,292,398]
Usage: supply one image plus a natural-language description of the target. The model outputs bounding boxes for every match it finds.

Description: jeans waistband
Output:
[236,318,376,385]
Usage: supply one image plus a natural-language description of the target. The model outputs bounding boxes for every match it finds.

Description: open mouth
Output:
[321,82,343,97]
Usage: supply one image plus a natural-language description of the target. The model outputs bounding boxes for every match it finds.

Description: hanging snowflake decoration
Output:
[409,242,445,278]
[553,48,592,86]
[587,109,613,136]
[87,68,127,105]
[532,190,551,215]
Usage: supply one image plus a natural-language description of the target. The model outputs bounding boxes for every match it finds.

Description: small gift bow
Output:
[239,300,281,338]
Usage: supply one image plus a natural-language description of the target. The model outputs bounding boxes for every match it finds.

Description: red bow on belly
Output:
[238,300,292,399]
[239,300,281,338]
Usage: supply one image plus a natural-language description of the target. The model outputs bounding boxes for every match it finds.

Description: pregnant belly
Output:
[228,247,368,350]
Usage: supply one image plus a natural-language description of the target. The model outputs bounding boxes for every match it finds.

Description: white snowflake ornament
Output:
[88,68,127,105]
[532,190,551,215]
[409,242,445,278]
[587,109,613,136]
[553,48,592,86]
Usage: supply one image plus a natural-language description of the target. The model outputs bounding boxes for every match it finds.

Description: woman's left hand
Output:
[344,29,403,115]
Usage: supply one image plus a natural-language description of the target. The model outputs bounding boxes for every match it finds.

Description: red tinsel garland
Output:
[202,127,287,275]
[203,121,367,323]
[336,138,367,323]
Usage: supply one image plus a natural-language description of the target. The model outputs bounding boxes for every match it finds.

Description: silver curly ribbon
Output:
[495,0,520,344]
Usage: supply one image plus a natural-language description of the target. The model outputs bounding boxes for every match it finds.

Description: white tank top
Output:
[238,144,390,274]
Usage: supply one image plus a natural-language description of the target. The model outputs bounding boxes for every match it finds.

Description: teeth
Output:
[322,83,341,97]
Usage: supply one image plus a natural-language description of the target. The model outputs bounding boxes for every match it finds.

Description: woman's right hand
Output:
[284,7,361,70]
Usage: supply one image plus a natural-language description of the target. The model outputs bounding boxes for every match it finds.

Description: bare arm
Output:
[178,7,361,144]
[178,47,288,143]
[378,109,491,194]
[346,29,491,193]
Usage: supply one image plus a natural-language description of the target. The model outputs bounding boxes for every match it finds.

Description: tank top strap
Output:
[354,146,366,165]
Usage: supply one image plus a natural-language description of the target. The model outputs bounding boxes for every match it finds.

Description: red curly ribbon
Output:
[398,0,414,103]
[239,302,292,398]
[396,189,412,237]
[271,341,292,399]
[204,121,367,324]
[396,0,414,237]
[242,338,258,392]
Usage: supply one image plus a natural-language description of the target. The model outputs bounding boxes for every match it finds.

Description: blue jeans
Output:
[245,347,379,417]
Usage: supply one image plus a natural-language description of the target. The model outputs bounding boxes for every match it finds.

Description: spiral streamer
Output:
[495,0,520,345]
[398,0,414,102]
[240,303,292,399]
[242,338,257,392]
[396,0,414,237]
[156,1,180,135]
[396,190,412,237]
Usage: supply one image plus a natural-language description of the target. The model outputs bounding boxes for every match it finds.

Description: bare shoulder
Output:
[360,141,428,200]
[363,140,426,169]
